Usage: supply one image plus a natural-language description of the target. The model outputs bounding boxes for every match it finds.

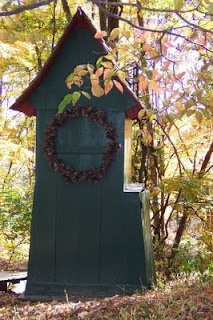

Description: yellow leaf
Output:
[109,28,119,40]
[123,30,130,39]
[149,80,159,93]
[105,54,115,61]
[138,109,145,120]
[74,65,87,76]
[174,0,184,10]
[94,31,108,39]
[104,80,113,95]
[137,129,143,137]
[101,61,113,69]
[117,70,129,80]
[113,80,123,93]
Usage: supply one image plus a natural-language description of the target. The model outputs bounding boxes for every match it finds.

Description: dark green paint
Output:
[24,27,155,299]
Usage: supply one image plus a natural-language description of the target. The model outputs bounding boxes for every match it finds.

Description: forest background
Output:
[0,0,212,282]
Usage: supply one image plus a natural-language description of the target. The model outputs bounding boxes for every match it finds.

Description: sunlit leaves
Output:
[95,67,104,77]
[103,68,114,81]
[138,109,145,120]
[174,0,184,10]
[81,91,91,100]
[94,30,108,39]
[101,61,113,69]
[113,80,123,93]
[139,75,148,90]
[104,80,113,95]
[91,85,104,97]
[109,28,119,40]
[58,92,81,113]
[195,111,203,123]
[142,44,152,53]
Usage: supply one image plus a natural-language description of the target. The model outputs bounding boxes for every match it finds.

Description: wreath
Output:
[44,105,119,183]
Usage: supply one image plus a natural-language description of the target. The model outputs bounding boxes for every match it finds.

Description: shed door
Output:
[54,116,106,283]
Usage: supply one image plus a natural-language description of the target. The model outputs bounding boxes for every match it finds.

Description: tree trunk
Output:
[61,0,71,22]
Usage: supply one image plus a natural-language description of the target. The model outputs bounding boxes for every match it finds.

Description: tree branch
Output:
[89,1,200,14]
[0,0,54,17]
[175,11,212,34]
[61,0,72,22]
[90,1,213,53]
[199,140,213,175]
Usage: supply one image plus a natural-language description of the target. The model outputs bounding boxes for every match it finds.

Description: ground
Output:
[0,276,212,319]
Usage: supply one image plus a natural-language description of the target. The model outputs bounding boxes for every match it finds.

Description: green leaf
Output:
[208,3,213,15]
[166,113,174,123]
[96,56,103,69]
[174,0,184,10]
[185,99,196,109]
[195,111,203,123]
[186,110,194,117]
[178,110,186,119]
[81,91,91,100]
[200,108,211,120]
[65,73,74,83]
[149,113,155,123]
[58,94,74,113]
[71,91,81,106]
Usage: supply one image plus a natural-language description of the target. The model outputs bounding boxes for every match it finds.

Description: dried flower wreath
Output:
[44,106,119,183]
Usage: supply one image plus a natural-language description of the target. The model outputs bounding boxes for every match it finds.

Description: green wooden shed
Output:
[11,8,155,299]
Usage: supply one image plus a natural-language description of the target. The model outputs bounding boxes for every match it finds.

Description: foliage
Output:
[56,0,213,277]
[0,0,86,262]
[0,274,212,319]
[0,186,33,262]
[0,0,212,275]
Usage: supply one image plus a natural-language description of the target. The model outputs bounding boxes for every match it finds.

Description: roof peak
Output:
[10,8,142,119]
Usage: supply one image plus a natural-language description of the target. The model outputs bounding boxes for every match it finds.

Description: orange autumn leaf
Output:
[104,69,114,80]
[94,31,108,39]
[95,67,104,78]
[66,82,72,89]
[90,74,99,88]
[113,79,123,93]
[104,80,113,95]
[197,37,206,45]
[91,85,104,97]
[139,75,148,90]
[163,61,171,69]
[143,44,152,52]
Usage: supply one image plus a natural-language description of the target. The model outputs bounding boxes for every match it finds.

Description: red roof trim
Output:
[10,7,141,117]
[126,104,141,120]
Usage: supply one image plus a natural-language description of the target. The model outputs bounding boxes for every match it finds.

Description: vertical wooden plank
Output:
[124,117,132,186]
[27,110,57,286]
[55,178,101,283]
[55,116,104,284]
[100,112,148,286]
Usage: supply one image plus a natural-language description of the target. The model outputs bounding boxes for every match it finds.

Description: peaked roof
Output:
[10,7,142,119]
